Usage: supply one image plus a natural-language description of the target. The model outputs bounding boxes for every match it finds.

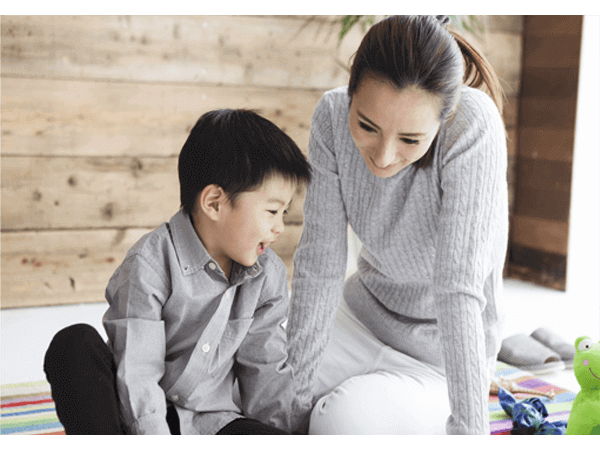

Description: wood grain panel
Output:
[508,245,566,291]
[520,67,580,99]
[518,98,577,129]
[2,156,179,230]
[1,156,305,231]
[524,15,582,37]
[518,128,575,162]
[512,216,569,255]
[1,224,302,308]
[1,15,361,89]
[1,77,322,157]
[508,15,581,290]
[1,14,526,307]
[1,228,150,308]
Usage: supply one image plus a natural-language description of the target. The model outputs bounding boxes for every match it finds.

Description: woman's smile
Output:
[349,78,441,178]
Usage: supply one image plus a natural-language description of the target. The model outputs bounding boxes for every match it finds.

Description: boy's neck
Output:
[189,210,232,280]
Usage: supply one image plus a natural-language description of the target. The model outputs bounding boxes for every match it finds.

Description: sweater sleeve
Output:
[287,92,349,428]
[433,89,508,434]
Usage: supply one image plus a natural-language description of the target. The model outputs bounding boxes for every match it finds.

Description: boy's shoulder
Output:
[254,247,289,298]
[125,220,172,262]
[258,246,287,276]
[126,210,198,262]
[118,212,188,282]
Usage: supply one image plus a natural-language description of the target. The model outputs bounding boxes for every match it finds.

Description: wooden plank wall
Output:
[507,16,583,291]
[1,15,524,308]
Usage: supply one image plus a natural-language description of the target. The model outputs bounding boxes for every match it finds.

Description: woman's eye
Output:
[268,210,278,215]
[401,138,419,145]
[358,120,419,145]
[359,121,376,133]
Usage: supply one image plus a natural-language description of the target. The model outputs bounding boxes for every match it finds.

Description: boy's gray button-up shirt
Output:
[103,210,295,434]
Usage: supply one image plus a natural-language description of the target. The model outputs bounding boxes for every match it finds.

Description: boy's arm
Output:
[234,259,296,433]
[103,253,171,435]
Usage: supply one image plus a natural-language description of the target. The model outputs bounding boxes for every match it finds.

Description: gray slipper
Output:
[498,333,566,375]
[531,327,575,369]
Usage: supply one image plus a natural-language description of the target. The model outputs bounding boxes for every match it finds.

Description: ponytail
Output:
[450,29,506,117]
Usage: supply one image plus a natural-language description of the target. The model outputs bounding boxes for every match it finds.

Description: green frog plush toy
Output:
[566,336,600,435]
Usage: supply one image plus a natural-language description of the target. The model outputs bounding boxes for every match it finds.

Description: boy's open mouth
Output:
[258,241,274,255]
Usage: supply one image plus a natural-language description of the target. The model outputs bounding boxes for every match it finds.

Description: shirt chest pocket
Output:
[214,317,254,370]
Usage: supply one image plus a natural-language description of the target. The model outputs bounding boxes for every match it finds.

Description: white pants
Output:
[309,299,452,435]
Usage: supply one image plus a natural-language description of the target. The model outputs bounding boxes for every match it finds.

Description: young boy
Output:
[44,109,311,435]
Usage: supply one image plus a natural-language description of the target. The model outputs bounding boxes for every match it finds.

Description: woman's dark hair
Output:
[348,15,505,169]
[178,108,311,216]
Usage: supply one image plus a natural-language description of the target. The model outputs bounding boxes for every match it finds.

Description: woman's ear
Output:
[196,184,226,221]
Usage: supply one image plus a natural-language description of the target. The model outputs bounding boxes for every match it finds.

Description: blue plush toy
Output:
[565,336,600,435]
[497,387,567,434]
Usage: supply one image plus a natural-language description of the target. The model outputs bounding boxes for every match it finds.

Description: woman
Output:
[287,15,508,434]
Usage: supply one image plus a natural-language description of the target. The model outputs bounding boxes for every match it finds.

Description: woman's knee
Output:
[310,374,397,434]
[308,371,449,435]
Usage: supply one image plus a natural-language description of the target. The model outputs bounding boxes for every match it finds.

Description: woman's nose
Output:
[371,140,398,168]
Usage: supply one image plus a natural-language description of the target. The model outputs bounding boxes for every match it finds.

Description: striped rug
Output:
[489,362,576,434]
[1,362,575,435]
[1,381,64,435]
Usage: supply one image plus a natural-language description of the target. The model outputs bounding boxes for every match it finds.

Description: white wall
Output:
[566,15,600,339]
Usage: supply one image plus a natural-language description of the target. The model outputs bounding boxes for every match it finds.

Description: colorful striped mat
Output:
[1,381,64,435]
[489,362,576,435]
[1,362,575,435]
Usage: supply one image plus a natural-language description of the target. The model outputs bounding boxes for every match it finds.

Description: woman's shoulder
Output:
[435,86,506,166]
[315,86,351,117]
[453,86,503,126]
[323,85,350,103]
[441,86,504,142]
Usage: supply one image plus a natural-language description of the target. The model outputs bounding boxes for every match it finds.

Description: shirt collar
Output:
[170,210,211,277]
[169,209,263,282]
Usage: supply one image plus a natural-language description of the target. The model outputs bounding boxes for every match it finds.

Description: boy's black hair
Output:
[178,108,311,216]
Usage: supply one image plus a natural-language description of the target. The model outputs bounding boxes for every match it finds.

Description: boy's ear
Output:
[197,184,227,220]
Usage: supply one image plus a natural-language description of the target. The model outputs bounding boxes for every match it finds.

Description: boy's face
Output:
[212,175,295,271]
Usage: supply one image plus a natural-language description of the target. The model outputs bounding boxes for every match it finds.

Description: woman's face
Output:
[349,78,442,178]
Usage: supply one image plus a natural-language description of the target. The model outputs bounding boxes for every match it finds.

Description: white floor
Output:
[2,278,597,393]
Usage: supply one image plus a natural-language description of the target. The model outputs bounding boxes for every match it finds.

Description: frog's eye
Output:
[578,338,594,352]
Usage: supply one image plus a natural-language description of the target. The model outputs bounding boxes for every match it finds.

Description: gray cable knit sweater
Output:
[287,85,509,434]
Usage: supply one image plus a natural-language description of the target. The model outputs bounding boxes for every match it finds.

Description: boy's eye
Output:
[268,208,289,216]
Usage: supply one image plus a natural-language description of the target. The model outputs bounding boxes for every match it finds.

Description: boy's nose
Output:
[273,218,285,235]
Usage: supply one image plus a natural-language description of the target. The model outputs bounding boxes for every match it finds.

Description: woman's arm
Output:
[433,88,509,434]
[287,91,350,426]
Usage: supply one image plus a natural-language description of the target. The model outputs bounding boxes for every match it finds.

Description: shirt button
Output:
[202,343,210,353]
[208,262,216,270]
[171,395,179,402]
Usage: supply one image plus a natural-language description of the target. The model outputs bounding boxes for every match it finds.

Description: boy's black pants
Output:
[43,323,289,435]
